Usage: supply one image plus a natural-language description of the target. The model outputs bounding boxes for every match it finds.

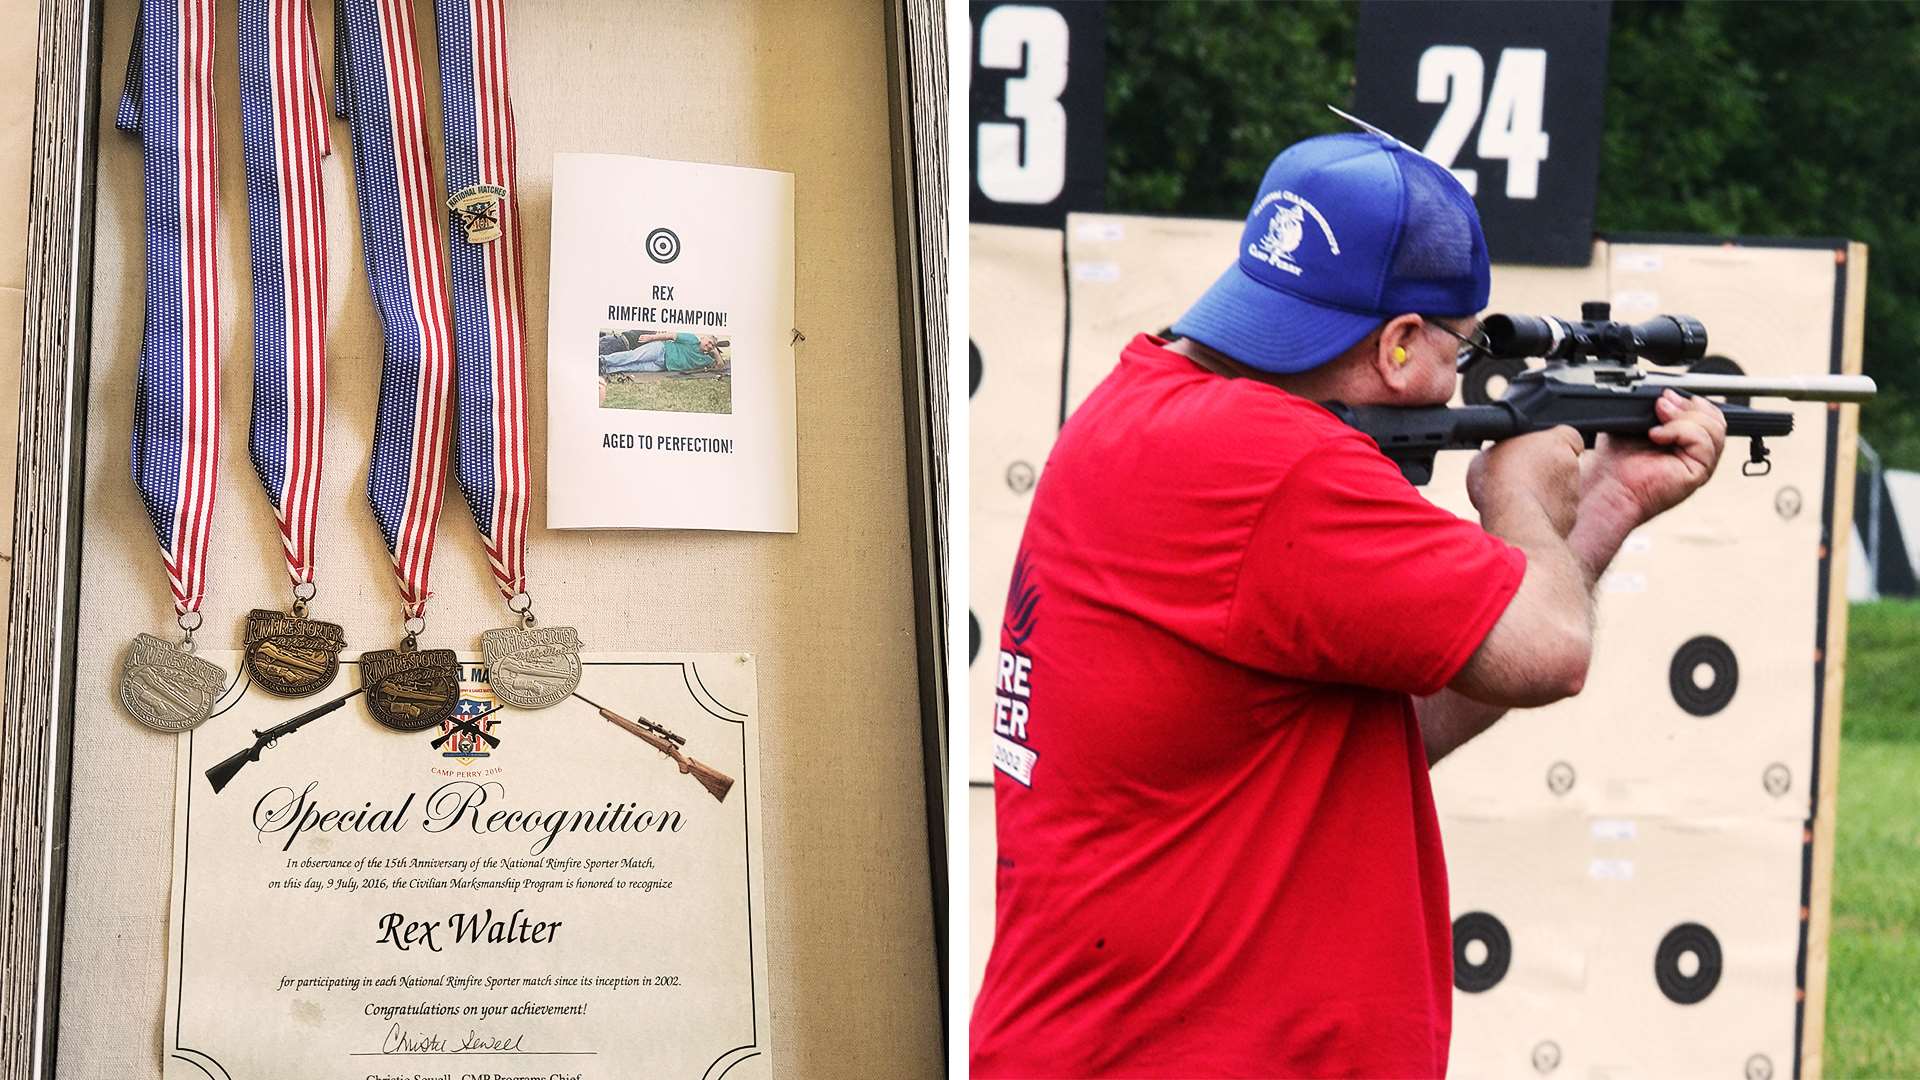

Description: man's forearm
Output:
[1567,478,1643,589]
[1420,482,1645,766]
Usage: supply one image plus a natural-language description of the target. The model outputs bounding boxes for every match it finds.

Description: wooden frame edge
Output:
[1801,240,1869,1080]
[884,0,952,1038]
[1,0,102,1076]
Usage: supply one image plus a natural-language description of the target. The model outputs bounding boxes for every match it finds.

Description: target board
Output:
[967,214,1865,1074]
[970,225,1068,785]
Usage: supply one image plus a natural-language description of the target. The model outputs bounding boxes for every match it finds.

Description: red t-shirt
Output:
[971,335,1526,1079]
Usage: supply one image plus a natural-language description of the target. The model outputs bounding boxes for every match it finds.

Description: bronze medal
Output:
[361,646,461,731]
[119,632,227,732]
[481,624,582,709]
[242,608,346,697]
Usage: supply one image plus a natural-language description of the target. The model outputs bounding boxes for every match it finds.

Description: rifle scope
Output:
[1483,301,1707,365]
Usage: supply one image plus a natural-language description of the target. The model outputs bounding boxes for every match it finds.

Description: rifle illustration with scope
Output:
[1323,301,1876,486]
[572,692,735,803]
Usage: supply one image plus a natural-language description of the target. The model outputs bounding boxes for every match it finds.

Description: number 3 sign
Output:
[969,1,1107,228]
[1355,0,1612,266]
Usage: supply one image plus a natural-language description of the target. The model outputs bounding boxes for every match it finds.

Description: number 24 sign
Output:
[1355,0,1611,266]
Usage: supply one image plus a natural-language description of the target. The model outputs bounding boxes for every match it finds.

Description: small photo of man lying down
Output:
[596,327,733,415]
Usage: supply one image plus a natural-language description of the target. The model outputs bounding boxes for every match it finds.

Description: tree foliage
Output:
[1107,1,1920,465]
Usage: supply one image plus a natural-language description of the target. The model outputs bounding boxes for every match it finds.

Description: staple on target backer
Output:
[970,224,1067,784]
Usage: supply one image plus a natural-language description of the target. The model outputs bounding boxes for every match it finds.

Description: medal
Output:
[436,0,581,707]
[116,0,228,731]
[121,631,229,733]
[242,607,345,696]
[481,623,583,710]
[339,0,462,728]
[360,642,461,731]
[238,0,345,696]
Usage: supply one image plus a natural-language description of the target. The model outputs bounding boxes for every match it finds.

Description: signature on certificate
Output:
[381,1022,533,1054]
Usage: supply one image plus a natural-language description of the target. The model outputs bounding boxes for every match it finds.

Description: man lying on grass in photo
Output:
[600,332,728,374]
[598,333,730,407]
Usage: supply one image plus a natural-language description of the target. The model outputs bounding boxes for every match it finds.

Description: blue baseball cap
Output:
[1172,132,1491,374]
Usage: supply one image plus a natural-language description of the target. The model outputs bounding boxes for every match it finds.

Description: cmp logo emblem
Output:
[646,227,682,263]
[437,692,503,765]
[1246,189,1339,277]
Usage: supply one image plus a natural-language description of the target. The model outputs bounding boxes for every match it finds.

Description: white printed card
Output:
[546,154,797,531]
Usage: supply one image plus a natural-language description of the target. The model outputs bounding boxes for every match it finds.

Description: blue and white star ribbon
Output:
[119,0,221,618]
[337,0,455,623]
[239,0,332,593]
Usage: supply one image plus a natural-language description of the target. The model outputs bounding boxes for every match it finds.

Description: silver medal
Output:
[119,632,227,732]
[482,623,583,709]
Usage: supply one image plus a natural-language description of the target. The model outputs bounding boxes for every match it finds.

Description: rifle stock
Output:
[681,756,735,803]
[205,742,263,794]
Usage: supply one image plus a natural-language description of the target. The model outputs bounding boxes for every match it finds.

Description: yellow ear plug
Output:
[1393,346,1409,365]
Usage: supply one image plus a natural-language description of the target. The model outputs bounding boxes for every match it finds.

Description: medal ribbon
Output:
[337,0,455,621]
[239,0,331,591]
[436,0,529,602]
[118,0,221,618]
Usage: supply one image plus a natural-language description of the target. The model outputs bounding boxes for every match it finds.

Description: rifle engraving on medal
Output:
[242,608,347,698]
[360,647,462,731]
[482,624,583,709]
[120,633,229,732]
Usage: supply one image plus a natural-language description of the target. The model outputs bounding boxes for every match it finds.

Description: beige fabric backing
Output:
[58,2,942,1076]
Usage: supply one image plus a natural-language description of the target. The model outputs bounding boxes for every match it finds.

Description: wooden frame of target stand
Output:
[1792,235,1865,1080]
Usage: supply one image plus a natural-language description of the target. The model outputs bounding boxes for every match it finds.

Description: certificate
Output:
[161,654,770,1079]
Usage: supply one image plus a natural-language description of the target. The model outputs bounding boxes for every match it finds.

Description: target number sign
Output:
[1354,0,1612,266]
[968,1,1106,228]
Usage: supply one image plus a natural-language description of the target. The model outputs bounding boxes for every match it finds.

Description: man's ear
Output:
[1372,313,1425,396]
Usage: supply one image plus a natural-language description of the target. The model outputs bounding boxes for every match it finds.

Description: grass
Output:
[602,373,732,415]
[1827,599,1920,1077]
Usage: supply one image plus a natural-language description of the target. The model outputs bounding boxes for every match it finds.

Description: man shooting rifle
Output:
[971,132,1734,1078]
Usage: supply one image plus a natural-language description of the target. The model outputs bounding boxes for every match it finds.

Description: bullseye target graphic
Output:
[1670,636,1739,717]
[1654,922,1723,1004]
[646,227,682,263]
[1452,911,1512,993]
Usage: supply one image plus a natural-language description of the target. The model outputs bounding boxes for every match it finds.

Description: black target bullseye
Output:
[971,339,984,397]
[1654,922,1722,1004]
[1670,636,1739,716]
[969,610,982,664]
[1462,354,1530,405]
[1452,911,1511,993]
[645,227,681,263]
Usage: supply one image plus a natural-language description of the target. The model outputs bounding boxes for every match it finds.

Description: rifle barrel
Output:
[1645,373,1878,402]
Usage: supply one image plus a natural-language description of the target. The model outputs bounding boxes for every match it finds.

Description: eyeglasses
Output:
[1426,318,1491,370]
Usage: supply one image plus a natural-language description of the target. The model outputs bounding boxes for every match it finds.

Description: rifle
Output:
[572,692,734,803]
[205,687,364,794]
[1325,303,1876,486]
